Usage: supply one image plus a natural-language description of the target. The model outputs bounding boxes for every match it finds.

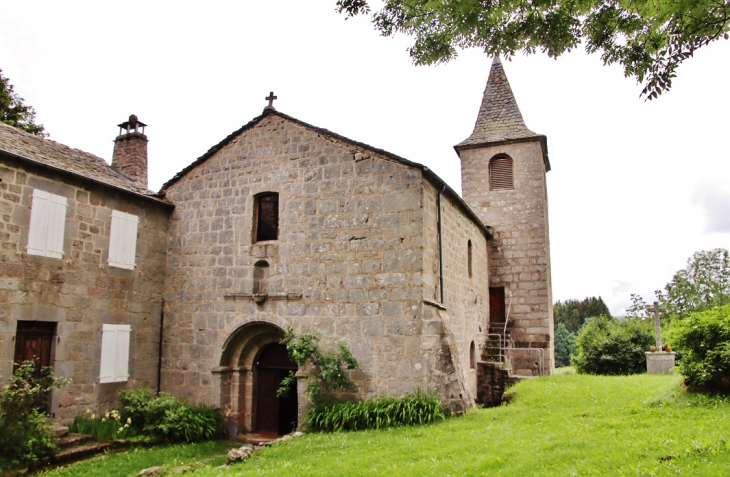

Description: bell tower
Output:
[455,57,554,375]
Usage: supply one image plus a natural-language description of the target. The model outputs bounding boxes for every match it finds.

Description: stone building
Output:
[0,58,553,432]
[0,116,172,419]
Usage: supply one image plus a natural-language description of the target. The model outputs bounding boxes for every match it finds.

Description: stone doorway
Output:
[218,322,299,436]
[14,321,56,376]
[254,343,298,435]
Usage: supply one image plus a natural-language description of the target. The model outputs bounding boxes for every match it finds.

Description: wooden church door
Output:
[254,343,298,435]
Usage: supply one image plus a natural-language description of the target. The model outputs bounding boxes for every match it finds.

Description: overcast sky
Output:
[2,1,728,315]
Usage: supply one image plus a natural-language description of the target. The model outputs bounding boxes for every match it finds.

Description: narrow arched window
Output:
[254,193,279,242]
[489,155,514,190]
[467,240,473,278]
[470,341,477,369]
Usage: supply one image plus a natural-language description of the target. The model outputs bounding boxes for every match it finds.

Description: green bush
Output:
[572,316,654,375]
[118,386,156,433]
[0,361,69,468]
[118,387,222,442]
[668,304,730,392]
[308,390,445,432]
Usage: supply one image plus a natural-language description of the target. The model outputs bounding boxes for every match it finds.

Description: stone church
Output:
[0,58,553,434]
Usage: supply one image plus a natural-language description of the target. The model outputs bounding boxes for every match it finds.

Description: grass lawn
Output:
[40,373,730,476]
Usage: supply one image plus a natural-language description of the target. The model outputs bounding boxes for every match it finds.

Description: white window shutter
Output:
[100,324,131,383]
[109,210,139,269]
[28,189,67,258]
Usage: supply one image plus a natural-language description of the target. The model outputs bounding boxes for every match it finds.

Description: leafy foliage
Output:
[308,390,445,432]
[573,316,654,375]
[668,304,730,392]
[118,387,223,443]
[69,409,134,441]
[336,0,730,99]
[279,327,358,403]
[0,361,70,467]
[0,69,47,136]
[657,248,730,318]
[554,296,611,333]
[554,323,577,367]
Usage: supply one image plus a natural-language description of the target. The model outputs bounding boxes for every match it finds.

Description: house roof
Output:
[160,109,492,239]
[455,57,550,170]
[0,122,170,205]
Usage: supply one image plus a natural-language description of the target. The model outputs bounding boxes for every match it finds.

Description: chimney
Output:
[112,114,148,188]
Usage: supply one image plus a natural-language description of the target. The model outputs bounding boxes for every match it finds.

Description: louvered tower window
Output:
[489,155,514,190]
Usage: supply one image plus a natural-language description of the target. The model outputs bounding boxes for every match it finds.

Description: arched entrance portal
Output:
[255,343,298,435]
[218,322,298,436]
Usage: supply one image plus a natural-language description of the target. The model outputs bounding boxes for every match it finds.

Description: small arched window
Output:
[470,341,477,369]
[254,192,279,242]
[489,155,514,190]
[467,240,473,278]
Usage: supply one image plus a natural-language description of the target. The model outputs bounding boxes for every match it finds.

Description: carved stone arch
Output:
[217,320,298,435]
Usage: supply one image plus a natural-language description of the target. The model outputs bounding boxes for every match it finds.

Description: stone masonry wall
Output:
[161,114,431,408]
[421,179,489,409]
[0,157,170,420]
[460,140,554,374]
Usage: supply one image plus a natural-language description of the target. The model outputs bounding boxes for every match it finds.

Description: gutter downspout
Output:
[157,297,164,395]
[437,185,446,305]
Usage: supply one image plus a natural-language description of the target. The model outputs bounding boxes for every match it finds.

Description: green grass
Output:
[37,440,234,477]
[39,374,730,476]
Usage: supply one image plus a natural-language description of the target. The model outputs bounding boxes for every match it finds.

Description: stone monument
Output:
[645,302,676,374]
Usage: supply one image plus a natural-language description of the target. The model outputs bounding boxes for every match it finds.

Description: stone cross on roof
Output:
[264,92,278,111]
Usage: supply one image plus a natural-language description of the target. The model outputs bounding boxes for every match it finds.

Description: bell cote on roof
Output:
[112,114,148,188]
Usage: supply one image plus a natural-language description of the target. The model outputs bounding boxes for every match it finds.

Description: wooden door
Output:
[254,343,298,435]
[14,321,56,378]
[489,287,506,324]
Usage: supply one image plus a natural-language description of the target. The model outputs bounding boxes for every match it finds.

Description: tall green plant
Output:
[308,390,445,432]
[0,361,70,467]
[278,327,358,403]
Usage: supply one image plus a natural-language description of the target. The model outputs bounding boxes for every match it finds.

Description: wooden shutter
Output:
[27,189,67,258]
[100,324,131,383]
[489,156,514,190]
[108,210,139,269]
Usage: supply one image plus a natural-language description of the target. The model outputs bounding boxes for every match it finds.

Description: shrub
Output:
[279,326,358,403]
[118,387,222,442]
[308,390,445,432]
[0,361,69,467]
[119,386,156,433]
[668,304,730,392]
[572,316,654,375]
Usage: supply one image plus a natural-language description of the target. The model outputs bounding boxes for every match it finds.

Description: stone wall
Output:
[460,139,554,374]
[420,179,490,410]
[0,157,170,419]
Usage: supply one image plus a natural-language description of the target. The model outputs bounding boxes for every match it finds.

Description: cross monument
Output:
[649,301,666,349]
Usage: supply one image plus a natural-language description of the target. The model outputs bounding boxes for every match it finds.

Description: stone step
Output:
[50,426,69,438]
[52,443,111,464]
[55,433,93,449]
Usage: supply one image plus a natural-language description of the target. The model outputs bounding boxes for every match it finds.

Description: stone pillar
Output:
[112,114,148,188]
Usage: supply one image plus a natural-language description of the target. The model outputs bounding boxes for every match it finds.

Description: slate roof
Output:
[457,57,539,147]
[0,122,168,204]
[160,109,492,239]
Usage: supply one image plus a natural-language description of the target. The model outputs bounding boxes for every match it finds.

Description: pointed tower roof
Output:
[457,57,539,148]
